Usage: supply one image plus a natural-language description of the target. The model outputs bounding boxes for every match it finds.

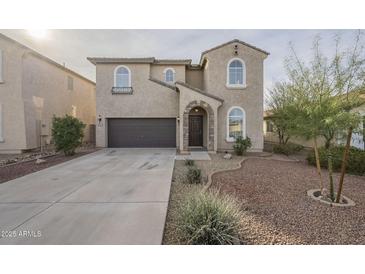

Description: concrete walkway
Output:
[0,148,176,244]
[175,151,211,161]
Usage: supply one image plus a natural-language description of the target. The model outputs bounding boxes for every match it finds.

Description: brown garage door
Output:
[108,118,176,148]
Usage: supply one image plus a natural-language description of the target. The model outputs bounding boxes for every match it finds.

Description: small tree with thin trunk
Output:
[266,82,294,144]
[281,32,365,201]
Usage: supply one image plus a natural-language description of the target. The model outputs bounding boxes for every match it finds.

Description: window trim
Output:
[163,67,176,83]
[114,65,131,87]
[226,106,246,142]
[226,57,246,89]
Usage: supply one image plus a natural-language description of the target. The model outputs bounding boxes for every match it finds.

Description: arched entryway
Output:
[183,100,214,151]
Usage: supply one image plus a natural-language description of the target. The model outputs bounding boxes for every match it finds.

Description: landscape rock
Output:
[35,158,46,164]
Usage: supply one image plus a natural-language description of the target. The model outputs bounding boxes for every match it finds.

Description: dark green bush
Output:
[307,146,365,176]
[185,166,202,184]
[273,143,304,156]
[52,115,85,156]
[184,159,195,166]
[233,136,252,156]
[177,191,242,245]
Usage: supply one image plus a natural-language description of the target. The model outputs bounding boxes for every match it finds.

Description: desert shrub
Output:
[184,159,195,166]
[233,136,252,156]
[52,115,85,156]
[273,142,304,156]
[185,166,202,184]
[307,146,365,176]
[177,191,242,245]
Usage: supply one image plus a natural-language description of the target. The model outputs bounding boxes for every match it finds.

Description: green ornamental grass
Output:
[177,191,242,245]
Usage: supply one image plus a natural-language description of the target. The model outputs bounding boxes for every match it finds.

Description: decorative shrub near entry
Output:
[233,136,252,156]
[52,115,85,156]
[185,166,202,184]
[184,159,195,166]
[177,191,242,245]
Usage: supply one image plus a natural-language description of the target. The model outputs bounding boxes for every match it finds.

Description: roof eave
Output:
[199,39,270,65]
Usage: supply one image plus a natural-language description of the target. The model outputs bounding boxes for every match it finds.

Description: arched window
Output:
[227,58,246,87]
[227,107,246,141]
[114,65,131,87]
[164,68,175,83]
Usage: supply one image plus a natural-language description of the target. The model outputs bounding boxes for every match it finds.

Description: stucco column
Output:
[213,107,218,152]
[179,115,184,152]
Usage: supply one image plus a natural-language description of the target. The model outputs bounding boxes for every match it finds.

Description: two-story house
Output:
[0,33,96,154]
[88,39,269,153]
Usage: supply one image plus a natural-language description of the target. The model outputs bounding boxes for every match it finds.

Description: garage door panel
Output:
[108,118,176,148]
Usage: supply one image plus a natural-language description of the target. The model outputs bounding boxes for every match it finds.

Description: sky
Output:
[0,29,360,97]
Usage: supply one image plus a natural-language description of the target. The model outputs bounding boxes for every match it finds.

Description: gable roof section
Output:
[149,77,177,91]
[0,33,95,85]
[87,57,191,65]
[176,81,224,102]
[199,39,270,65]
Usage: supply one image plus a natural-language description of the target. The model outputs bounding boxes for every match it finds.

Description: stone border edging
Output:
[307,189,356,207]
[203,157,247,192]
[203,155,301,191]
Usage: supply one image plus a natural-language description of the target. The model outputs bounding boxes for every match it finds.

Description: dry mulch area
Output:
[0,149,98,184]
[212,158,365,244]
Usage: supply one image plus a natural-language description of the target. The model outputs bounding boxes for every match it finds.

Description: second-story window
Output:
[227,58,246,87]
[115,65,131,87]
[164,68,175,83]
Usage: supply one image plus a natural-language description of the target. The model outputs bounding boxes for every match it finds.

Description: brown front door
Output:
[189,115,203,146]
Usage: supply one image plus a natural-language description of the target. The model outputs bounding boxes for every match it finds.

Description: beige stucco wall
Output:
[95,63,179,147]
[201,43,267,152]
[0,37,28,153]
[21,53,96,149]
[150,64,185,83]
[186,69,203,90]
[0,35,96,153]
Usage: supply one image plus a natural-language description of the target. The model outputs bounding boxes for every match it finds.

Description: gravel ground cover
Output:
[212,158,365,244]
[0,149,97,184]
[163,153,244,244]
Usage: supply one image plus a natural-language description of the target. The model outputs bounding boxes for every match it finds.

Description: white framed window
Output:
[114,65,131,87]
[0,50,3,83]
[163,68,175,83]
[67,76,74,91]
[226,58,246,88]
[226,106,246,142]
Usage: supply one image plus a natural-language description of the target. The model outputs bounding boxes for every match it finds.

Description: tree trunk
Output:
[336,127,353,203]
[313,137,324,192]
[327,150,335,201]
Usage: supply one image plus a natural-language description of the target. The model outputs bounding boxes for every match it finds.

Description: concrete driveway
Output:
[0,148,176,244]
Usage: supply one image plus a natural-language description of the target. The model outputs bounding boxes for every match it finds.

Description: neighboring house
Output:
[88,39,269,153]
[0,33,96,154]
